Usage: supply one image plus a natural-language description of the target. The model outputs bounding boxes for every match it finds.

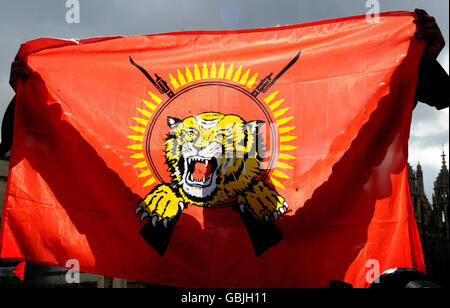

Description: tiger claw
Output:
[162,217,169,229]
[151,214,158,227]
[263,214,269,222]
[283,201,288,209]
[279,207,285,215]
[178,201,184,211]
[135,206,143,216]
[139,211,149,223]
[239,203,245,213]
[272,211,279,221]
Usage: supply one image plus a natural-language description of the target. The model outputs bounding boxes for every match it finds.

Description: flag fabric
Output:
[11,261,25,281]
[0,11,425,287]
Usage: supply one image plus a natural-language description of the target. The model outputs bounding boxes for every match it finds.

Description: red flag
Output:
[11,261,25,281]
[0,11,425,287]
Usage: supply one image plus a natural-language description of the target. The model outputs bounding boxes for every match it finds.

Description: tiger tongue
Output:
[192,161,212,181]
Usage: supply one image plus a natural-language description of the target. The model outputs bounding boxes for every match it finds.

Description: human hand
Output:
[9,58,31,92]
[413,8,446,59]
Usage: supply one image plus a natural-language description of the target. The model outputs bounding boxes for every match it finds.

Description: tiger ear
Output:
[167,117,181,130]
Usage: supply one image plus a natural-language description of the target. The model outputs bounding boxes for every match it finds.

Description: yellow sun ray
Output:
[202,63,209,79]
[130,152,145,159]
[268,177,286,189]
[194,64,201,80]
[127,144,143,150]
[280,144,297,151]
[169,73,180,89]
[239,68,251,85]
[138,169,152,178]
[143,177,156,187]
[218,62,225,79]
[272,169,290,180]
[177,69,187,86]
[279,126,296,134]
[264,91,279,104]
[269,98,285,111]
[129,126,146,133]
[225,63,234,80]
[127,135,144,142]
[133,161,148,168]
[276,116,293,126]
[185,66,194,83]
[273,107,290,118]
[276,161,294,170]
[142,99,157,111]
[232,65,243,82]
[278,153,296,160]
[246,73,258,89]
[280,135,298,142]
[210,62,217,78]
[133,117,148,126]
[147,91,163,104]
[137,108,152,119]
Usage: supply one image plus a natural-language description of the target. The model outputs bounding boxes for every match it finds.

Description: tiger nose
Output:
[194,137,209,148]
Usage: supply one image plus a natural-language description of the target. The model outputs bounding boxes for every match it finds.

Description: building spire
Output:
[441,147,447,169]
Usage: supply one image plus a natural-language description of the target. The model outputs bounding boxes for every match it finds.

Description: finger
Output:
[414,8,428,16]
[413,15,435,24]
[415,21,438,31]
[11,61,31,76]
[416,29,441,40]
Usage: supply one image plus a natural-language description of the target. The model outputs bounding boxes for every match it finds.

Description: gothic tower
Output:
[408,151,450,286]
[430,151,449,285]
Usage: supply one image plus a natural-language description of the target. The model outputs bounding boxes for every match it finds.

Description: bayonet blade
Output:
[269,50,301,87]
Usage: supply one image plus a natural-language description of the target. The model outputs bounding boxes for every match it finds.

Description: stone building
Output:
[408,151,449,286]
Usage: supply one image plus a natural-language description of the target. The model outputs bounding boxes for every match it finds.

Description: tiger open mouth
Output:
[185,156,218,187]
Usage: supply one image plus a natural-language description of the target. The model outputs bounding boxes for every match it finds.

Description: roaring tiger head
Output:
[164,112,265,205]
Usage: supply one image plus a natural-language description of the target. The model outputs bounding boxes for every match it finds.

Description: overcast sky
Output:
[0,0,448,200]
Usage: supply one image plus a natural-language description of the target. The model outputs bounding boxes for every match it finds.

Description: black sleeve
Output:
[0,96,16,158]
[415,52,450,110]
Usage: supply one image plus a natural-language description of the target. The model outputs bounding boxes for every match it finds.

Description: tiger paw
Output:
[237,182,288,222]
[135,184,185,228]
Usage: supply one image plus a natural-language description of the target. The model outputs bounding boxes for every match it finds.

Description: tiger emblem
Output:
[135,112,288,227]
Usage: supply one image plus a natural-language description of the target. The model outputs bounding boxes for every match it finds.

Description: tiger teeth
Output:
[187,157,211,165]
[205,160,208,167]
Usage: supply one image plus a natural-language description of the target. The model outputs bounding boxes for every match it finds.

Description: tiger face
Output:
[164,112,263,205]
